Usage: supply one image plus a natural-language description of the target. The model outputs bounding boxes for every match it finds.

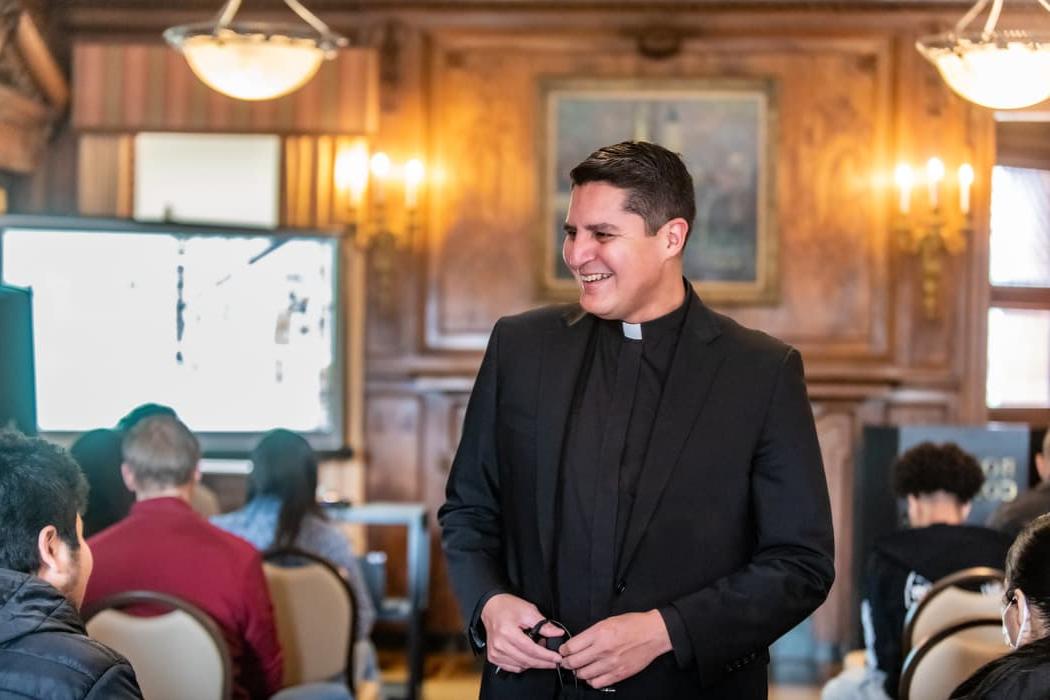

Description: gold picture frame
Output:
[539,78,778,304]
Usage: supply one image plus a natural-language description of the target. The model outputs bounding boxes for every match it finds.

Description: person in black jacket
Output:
[952,512,1050,699]
[823,442,1012,700]
[0,430,142,699]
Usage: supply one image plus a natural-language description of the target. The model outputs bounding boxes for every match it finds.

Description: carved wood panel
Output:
[365,394,421,601]
[425,33,894,359]
[811,405,858,647]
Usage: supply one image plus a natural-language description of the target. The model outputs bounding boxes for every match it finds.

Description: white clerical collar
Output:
[621,322,642,340]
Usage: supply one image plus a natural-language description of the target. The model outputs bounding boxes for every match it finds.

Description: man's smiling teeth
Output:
[580,273,612,283]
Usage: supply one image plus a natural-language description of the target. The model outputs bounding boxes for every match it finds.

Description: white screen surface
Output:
[1,227,339,439]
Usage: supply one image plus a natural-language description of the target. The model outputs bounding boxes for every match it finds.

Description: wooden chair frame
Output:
[83,589,233,700]
[263,546,359,695]
[902,566,1005,655]
[898,617,1002,700]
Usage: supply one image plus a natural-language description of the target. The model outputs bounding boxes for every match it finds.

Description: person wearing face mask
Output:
[951,513,1050,699]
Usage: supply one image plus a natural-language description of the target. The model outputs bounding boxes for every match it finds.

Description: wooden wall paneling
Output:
[424,30,896,360]
[365,22,427,358]
[810,404,858,650]
[8,123,78,214]
[959,109,996,422]
[76,132,133,216]
[365,393,422,601]
[889,34,981,380]
[419,389,472,634]
[71,42,378,134]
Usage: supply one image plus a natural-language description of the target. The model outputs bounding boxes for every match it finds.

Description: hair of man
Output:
[0,430,87,574]
[569,140,696,241]
[248,428,324,548]
[891,441,985,503]
[122,414,200,491]
[116,402,177,434]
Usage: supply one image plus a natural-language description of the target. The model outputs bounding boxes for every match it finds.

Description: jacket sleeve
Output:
[241,551,284,695]
[438,321,511,651]
[863,548,907,698]
[667,348,836,686]
[84,661,144,700]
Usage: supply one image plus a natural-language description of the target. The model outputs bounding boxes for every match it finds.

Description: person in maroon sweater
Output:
[84,414,283,700]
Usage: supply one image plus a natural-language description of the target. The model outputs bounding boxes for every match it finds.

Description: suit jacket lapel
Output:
[535,306,594,588]
[616,293,725,582]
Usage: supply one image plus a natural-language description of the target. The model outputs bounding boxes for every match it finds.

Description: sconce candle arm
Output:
[214,0,242,29]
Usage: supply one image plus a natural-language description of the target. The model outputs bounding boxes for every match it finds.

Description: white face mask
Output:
[1001,597,1031,650]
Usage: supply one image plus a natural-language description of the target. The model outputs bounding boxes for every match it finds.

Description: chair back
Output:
[903,567,1005,655]
[84,590,232,700]
[899,618,1006,700]
[264,547,357,693]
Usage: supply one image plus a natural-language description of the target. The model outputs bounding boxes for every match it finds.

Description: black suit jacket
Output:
[439,294,835,699]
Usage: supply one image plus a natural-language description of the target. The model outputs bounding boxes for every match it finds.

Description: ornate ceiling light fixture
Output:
[917,0,1050,109]
[164,0,347,101]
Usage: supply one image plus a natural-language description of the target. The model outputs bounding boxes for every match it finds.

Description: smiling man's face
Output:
[562,181,684,323]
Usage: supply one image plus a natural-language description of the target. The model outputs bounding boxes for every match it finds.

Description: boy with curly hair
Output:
[824,442,1013,700]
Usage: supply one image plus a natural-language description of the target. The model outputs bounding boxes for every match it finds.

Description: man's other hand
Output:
[559,610,672,689]
[479,593,564,673]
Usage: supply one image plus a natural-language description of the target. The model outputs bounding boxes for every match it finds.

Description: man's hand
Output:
[559,610,672,689]
[480,593,564,673]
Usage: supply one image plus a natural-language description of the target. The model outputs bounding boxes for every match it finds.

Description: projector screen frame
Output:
[0,214,351,458]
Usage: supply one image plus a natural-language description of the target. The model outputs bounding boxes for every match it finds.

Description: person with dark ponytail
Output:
[952,513,1050,698]
[211,429,376,645]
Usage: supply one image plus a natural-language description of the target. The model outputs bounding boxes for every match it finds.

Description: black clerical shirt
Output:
[554,287,691,648]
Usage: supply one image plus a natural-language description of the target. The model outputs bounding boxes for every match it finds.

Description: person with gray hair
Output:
[83,414,285,700]
[988,431,1050,537]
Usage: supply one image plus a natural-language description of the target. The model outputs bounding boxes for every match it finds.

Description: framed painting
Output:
[539,78,778,304]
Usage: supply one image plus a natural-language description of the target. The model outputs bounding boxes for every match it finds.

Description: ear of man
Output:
[121,463,137,493]
[660,218,688,257]
[36,524,72,594]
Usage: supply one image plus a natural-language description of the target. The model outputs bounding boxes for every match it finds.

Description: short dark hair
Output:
[71,428,134,537]
[569,141,696,239]
[891,441,985,502]
[117,403,177,434]
[1005,513,1050,620]
[249,429,323,549]
[0,430,88,574]
[122,414,199,489]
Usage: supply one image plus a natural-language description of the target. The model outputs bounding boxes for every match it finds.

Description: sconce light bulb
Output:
[405,159,425,188]
[894,163,915,188]
[371,152,392,178]
[335,143,369,206]
[926,157,945,182]
[958,163,974,186]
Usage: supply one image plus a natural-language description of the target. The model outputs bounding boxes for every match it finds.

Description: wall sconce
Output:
[893,157,974,319]
[334,143,425,311]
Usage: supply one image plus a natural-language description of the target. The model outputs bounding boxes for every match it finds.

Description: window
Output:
[987,121,1050,422]
[134,133,281,228]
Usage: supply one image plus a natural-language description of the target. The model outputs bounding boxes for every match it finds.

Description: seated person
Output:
[823,442,1013,700]
[70,428,134,537]
[213,429,378,681]
[117,403,221,518]
[952,512,1050,698]
[0,430,142,699]
[84,415,283,700]
[987,431,1050,537]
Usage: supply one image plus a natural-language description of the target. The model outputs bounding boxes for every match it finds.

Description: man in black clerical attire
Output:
[439,141,835,699]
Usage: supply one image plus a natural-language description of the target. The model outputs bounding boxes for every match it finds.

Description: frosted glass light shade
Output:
[917,32,1050,109]
[165,25,327,101]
